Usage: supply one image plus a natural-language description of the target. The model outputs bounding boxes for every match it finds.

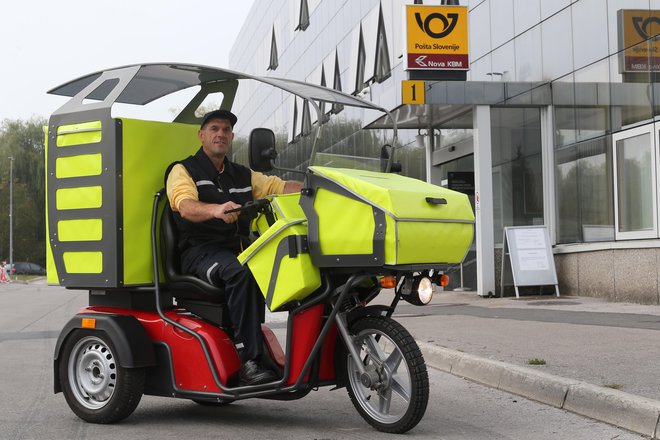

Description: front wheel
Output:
[342,316,429,433]
[59,329,145,423]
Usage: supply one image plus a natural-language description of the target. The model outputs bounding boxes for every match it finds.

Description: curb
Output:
[418,341,660,438]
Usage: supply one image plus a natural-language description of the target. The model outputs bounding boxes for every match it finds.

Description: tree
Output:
[0,118,47,266]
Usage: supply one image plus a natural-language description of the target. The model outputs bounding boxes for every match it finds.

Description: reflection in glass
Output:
[490,108,543,244]
[555,137,614,243]
[616,133,654,232]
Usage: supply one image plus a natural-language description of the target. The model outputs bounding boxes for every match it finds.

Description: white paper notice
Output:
[514,228,546,249]
[517,249,549,271]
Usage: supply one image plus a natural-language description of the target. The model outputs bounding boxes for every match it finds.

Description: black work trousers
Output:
[182,245,263,363]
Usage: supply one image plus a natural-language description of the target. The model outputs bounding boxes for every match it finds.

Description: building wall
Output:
[555,249,660,304]
[230,0,660,303]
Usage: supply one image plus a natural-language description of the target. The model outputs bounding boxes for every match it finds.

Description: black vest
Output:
[172,147,253,256]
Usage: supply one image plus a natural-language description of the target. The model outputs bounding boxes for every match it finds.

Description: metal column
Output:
[473,106,496,297]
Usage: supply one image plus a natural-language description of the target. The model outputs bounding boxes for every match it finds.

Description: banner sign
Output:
[618,9,660,73]
[405,5,469,71]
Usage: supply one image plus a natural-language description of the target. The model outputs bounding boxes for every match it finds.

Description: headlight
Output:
[416,277,434,304]
[401,275,435,306]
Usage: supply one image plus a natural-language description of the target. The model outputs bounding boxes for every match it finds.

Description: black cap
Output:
[200,109,238,128]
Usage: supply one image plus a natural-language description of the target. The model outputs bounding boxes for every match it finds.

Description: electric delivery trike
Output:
[47,63,474,433]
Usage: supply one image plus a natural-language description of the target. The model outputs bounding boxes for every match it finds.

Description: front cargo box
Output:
[300,166,474,268]
[238,218,321,312]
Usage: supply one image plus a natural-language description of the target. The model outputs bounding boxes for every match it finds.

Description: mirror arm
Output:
[269,159,307,176]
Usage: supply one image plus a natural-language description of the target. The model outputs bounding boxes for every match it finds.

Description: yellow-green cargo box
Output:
[238,200,321,311]
[46,116,198,288]
[299,166,474,268]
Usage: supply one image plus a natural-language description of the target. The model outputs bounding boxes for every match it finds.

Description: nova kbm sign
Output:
[405,5,469,71]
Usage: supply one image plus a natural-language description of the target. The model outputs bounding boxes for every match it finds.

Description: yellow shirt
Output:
[166,163,286,212]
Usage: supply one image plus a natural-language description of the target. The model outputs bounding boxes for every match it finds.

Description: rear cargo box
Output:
[299,166,474,268]
[46,116,198,288]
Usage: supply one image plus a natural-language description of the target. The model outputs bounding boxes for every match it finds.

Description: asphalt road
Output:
[0,282,644,439]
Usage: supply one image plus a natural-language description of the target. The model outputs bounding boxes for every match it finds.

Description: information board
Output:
[501,226,559,298]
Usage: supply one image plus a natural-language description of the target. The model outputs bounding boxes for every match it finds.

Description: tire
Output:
[59,329,145,423]
[342,316,429,433]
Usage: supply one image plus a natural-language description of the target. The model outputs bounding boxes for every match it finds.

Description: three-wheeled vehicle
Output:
[47,64,474,433]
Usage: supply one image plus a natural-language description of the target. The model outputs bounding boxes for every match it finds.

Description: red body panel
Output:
[85,307,240,393]
[82,303,337,393]
[318,324,338,381]
[286,304,324,385]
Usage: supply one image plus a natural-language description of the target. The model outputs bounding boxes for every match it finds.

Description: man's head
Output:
[198,110,238,161]
[200,109,237,129]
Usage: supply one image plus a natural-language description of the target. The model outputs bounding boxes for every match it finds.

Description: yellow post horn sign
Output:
[618,9,660,73]
[406,5,469,71]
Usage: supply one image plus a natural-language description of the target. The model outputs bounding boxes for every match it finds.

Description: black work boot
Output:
[240,360,276,385]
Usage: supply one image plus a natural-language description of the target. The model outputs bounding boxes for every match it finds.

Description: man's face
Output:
[198,118,234,158]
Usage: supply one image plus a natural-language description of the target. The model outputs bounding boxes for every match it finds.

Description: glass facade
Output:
[490,108,543,244]
[229,0,660,248]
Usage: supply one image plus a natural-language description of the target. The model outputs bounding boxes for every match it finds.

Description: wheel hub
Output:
[360,367,382,389]
[69,338,117,409]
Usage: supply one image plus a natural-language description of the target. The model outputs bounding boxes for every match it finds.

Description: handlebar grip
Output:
[425,197,447,205]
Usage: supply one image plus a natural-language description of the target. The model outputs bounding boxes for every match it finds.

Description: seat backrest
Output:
[159,201,226,302]
[161,204,183,280]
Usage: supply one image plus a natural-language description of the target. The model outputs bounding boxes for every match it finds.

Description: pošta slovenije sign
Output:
[405,5,469,71]
[618,9,660,73]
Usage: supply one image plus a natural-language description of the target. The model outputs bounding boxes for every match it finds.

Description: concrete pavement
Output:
[11,279,660,437]
[392,291,660,438]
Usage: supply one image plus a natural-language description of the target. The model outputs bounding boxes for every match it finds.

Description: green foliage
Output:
[527,358,546,365]
[0,117,47,265]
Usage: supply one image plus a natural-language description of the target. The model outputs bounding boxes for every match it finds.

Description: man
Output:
[166,109,302,385]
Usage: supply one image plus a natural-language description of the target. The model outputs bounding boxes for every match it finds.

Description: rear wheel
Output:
[59,329,144,423]
[343,316,429,433]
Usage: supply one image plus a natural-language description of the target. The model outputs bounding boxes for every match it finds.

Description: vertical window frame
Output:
[612,123,659,240]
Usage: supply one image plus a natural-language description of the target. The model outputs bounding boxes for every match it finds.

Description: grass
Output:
[527,358,547,366]
[602,383,624,390]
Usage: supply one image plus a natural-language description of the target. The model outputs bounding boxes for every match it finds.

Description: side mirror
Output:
[249,128,277,172]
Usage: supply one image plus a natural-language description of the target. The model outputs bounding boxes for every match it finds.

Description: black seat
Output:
[160,201,230,327]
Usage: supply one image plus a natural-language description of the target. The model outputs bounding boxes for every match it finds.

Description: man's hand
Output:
[283,181,303,194]
[178,199,242,223]
[215,201,242,223]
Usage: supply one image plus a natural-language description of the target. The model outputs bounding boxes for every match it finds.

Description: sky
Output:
[0,0,255,122]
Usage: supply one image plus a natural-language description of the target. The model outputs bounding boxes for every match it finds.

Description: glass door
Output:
[612,124,658,240]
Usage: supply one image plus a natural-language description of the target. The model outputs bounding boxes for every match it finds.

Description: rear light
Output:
[438,274,449,287]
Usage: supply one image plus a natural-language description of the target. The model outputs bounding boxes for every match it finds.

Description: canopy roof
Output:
[48,63,384,112]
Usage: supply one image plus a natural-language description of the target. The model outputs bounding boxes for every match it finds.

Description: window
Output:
[491,108,543,244]
[295,0,310,31]
[555,137,614,243]
[612,124,658,239]
[374,6,391,83]
[319,66,327,119]
[301,100,312,136]
[290,98,298,143]
[354,26,366,95]
[332,52,343,114]
[268,27,279,71]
